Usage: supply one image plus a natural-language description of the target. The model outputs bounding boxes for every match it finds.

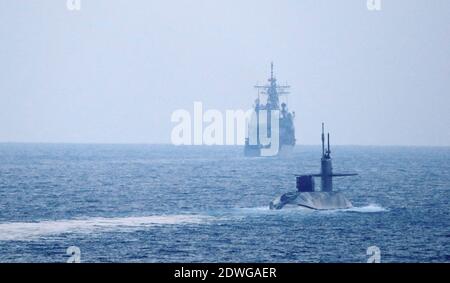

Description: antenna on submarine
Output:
[327,132,331,158]
[320,123,333,191]
[321,123,331,159]
[321,123,325,157]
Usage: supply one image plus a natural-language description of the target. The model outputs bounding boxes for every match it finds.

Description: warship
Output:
[244,63,296,157]
[269,123,357,210]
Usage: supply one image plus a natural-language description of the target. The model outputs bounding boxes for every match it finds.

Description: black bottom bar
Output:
[0,263,448,281]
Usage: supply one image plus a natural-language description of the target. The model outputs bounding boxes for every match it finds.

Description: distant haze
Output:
[1,0,449,146]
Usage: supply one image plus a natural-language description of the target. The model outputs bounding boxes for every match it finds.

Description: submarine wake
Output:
[0,214,214,241]
[344,204,388,213]
[0,205,388,242]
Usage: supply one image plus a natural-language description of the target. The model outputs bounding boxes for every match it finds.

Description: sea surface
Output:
[0,144,448,262]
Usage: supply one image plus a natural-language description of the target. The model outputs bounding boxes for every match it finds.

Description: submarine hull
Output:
[269,191,352,210]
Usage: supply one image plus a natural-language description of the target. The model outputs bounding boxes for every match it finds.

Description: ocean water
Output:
[0,144,448,262]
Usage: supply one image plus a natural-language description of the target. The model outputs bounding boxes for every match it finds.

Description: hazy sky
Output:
[1,0,449,145]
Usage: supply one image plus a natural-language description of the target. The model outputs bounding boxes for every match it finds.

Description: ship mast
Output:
[254,62,290,110]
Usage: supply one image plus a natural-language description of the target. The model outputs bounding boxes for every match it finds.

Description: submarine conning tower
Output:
[321,123,333,192]
[295,123,357,193]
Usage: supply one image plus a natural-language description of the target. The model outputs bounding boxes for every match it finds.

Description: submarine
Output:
[269,123,357,210]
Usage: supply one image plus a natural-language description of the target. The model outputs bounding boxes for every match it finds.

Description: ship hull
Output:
[244,144,295,157]
[244,145,261,157]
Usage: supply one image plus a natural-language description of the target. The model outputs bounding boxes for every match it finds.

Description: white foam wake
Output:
[0,215,213,241]
[234,204,387,214]
[344,204,388,213]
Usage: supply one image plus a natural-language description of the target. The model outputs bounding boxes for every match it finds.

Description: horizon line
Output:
[0,141,449,148]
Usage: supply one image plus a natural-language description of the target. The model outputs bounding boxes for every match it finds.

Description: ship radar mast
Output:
[254,62,290,110]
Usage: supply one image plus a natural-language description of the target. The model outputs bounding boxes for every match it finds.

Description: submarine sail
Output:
[269,123,357,210]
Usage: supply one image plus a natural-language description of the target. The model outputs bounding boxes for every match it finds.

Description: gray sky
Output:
[1,0,449,146]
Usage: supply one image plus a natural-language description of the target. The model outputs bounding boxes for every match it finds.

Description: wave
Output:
[0,214,214,241]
